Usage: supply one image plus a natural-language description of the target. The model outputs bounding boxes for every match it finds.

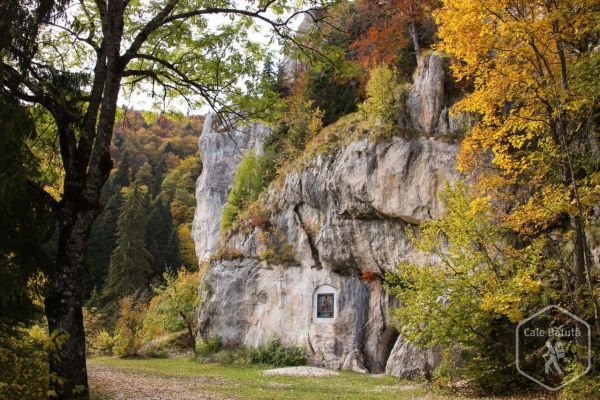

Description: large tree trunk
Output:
[44,4,125,396]
[45,203,97,399]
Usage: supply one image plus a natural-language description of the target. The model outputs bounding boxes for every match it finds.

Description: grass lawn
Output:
[88,357,461,400]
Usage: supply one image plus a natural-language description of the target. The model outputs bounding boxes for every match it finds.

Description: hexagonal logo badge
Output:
[516,305,591,391]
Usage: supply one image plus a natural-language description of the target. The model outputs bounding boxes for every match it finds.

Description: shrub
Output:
[360,64,402,134]
[0,325,67,400]
[221,154,272,232]
[210,347,254,367]
[283,87,324,160]
[210,246,244,261]
[559,374,600,399]
[262,76,326,175]
[250,338,305,367]
[142,269,200,355]
[113,296,146,357]
[143,343,169,358]
[196,337,305,367]
[248,203,271,230]
[93,330,114,356]
[83,307,114,356]
[205,335,223,354]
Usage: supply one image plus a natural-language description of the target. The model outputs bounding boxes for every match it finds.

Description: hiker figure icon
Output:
[542,340,565,375]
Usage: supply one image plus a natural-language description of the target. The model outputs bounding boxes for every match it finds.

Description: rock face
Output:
[408,52,446,135]
[385,336,441,379]
[196,135,459,374]
[191,113,270,262]
[407,51,472,137]
[193,52,467,377]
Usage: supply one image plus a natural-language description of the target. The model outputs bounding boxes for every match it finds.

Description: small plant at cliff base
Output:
[221,153,272,232]
[113,296,147,357]
[385,181,544,393]
[250,338,305,367]
[360,64,401,135]
[435,0,600,330]
[142,269,201,356]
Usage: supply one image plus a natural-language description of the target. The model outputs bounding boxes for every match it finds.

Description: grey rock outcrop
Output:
[408,52,446,135]
[407,51,474,137]
[191,113,270,262]
[193,51,464,377]
[385,337,441,379]
[197,135,459,374]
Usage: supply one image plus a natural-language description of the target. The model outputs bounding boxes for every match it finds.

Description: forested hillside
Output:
[83,111,202,305]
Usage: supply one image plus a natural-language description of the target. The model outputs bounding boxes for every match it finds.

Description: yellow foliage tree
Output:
[360,64,401,134]
[142,269,201,355]
[113,296,147,357]
[435,0,600,324]
[177,223,198,268]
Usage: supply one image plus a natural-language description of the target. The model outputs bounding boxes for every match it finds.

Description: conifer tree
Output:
[145,202,180,277]
[151,155,167,198]
[135,161,153,187]
[112,151,132,189]
[103,181,152,302]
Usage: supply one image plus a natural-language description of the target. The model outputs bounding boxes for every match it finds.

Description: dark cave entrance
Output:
[373,326,400,373]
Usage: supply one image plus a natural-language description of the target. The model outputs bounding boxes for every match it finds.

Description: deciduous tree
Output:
[1,0,335,397]
[351,0,439,67]
[436,0,600,328]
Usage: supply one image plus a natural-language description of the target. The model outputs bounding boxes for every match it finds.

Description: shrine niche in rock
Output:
[314,285,335,321]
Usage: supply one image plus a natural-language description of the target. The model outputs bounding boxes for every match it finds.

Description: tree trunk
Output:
[44,4,125,395]
[571,215,587,290]
[45,203,97,400]
[180,311,197,357]
[408,19,421,66]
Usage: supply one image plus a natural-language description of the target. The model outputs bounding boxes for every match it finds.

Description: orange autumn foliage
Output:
[350,0,439,68]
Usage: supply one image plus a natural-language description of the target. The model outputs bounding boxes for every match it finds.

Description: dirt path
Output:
[88,364,228,400]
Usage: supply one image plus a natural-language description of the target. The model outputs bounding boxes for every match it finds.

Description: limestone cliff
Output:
[192,52,467,376]
[191,113,270,262]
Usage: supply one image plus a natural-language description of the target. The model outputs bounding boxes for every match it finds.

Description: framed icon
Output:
[317,293,334,318]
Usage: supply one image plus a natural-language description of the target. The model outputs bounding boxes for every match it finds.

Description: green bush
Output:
[210,348,254,367]
[221,154,273,232]
[250,338,305,367]
[202,335,223,355]
[360,64,402,135]
[144,344,169,358]
[196,337,305,367]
